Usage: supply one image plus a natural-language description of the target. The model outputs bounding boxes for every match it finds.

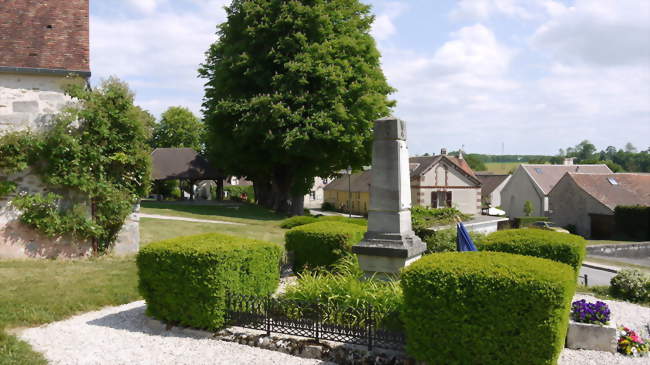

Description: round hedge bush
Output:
[610,269,650,302]
[137,233,282,330]
[317,216,368,226]
[280,216,318,229]
[285,221,366,272]
[401,251,576,365]
[477,228,586,273]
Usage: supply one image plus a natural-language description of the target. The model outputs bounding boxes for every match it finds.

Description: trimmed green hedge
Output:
[317,215,367,226]
[401,252,576,365]
[285,222,366,272]
[280,216,318,229]
[478,229,586,273]
[137,233,282,330]
[514,216,548,228]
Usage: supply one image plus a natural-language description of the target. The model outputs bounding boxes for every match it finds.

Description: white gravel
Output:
[558,294,650,365]
[16,294,650,365]
[18,301,327,365]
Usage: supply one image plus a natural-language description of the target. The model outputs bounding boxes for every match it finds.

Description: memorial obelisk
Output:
[352,117,426,279]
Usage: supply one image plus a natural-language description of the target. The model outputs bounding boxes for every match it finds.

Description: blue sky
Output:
[89,0,650,155]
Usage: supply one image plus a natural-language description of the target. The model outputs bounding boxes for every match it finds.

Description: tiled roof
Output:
[0,0,90,72]
[521,164,612,195]
[476,173,510,196]
[151,148,221,181]
[563,173,650,210]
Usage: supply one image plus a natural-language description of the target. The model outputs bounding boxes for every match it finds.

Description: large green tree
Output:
[200,0,394,215]
[151,106,204,152]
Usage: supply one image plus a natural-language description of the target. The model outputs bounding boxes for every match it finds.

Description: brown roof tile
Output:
[522,164,612,195]
[565,173,650,210]
[0,0,90,72]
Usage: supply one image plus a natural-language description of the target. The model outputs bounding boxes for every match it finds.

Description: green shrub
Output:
[137,233,282,330]
[610,269,650,303]
[478,229,586,273]
[224,185,255,202]
[411,206,469,239]
[285,222,366,272]
[280,216,318,229]
[318,215,367,226]
[423,228,486,253]
[280,256,402,330]
[0,180,16,199]
[514,216,548,228]
[401,252,576,365]
[321,201,335,211]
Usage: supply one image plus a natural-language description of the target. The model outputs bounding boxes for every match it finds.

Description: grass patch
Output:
[140,200,285,223]
[0,257,140,364]
[585,256,650,271]
[587,240,648,246]
[576,285,650,308]
[140,218,285,245]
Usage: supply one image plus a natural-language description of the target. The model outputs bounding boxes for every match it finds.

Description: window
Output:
[607,177,618,185]
[431,191,453,208]
[534,168,543,174]
[309,191,316,200]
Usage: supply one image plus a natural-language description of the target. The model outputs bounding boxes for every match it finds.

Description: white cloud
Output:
[371,1,408,41]
[125,0,161,14]
[532,0,650,67]
[90,2,229,117]
[450,0,538,20]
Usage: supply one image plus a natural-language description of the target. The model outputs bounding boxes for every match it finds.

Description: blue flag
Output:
[456,222,477,252]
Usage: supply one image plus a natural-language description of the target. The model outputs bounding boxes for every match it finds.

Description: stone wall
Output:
[0,72,140,258]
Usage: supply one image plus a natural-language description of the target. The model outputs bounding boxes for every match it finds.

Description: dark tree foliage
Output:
[200,0,394,215]
[151,106,205,152]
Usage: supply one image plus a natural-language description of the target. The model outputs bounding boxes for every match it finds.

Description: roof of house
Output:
[409,155,478,180]
[323,170,373,193]
[476,173,510,197]
[558,173,650,210]
[324,155,480,192]
[151,148,221,181]
[0,0,90,75]
[521,164,612,195]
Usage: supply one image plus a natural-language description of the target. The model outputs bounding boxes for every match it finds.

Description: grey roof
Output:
[521,164,612,195]
[476,173,510,197]
[151,148,221,181]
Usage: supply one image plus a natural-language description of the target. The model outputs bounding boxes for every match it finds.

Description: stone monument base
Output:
[352,232,426,280]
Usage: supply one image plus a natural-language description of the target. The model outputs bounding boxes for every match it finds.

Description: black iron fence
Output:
[225,293,405,351]
[578,274,589,286]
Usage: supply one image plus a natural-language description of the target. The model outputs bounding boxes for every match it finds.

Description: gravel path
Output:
[137,213,244,225]
[16,294,650,365]
[18,301,326,365]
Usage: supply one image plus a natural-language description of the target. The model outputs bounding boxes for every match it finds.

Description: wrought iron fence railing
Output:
[225,293,405,351]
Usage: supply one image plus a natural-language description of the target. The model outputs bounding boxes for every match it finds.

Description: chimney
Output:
[564,157,574,166]
[441,148,447,156]
[458,150,464,160]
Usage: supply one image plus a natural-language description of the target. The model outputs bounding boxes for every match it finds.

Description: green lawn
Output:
[484,162,520,174]
[1,201,288,364]
[587,239,648,246]
[0,257,140,365]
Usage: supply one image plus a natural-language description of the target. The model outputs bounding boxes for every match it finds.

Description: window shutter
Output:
[431,192,438,208]
[446,191,453,207]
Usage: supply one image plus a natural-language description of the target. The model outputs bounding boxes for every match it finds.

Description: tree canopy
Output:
[151,106,204,152]
[200,0,394,214]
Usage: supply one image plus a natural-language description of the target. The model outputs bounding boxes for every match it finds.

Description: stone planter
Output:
[566,320,617,353]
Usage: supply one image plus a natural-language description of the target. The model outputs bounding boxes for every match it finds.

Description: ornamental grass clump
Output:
[570,299,610,325]
[618,327,650,357]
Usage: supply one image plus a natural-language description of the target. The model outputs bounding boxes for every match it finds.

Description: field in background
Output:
[484,162,520,174]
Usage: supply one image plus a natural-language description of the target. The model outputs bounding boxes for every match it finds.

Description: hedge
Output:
[401,252,576,365]
[514,216,548,228]
[280,216,318,229]
[285,222,366,272]
[478,229,586,273]
[615,205,650,240]
[317,215,367,226]
[137,233,282,330]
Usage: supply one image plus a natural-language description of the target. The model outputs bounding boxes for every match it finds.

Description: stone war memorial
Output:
[353,116,426,278]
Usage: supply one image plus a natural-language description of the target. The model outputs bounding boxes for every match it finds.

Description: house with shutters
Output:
[323,149,481,215]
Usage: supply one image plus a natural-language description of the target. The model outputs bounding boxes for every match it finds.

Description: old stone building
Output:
[0,0,138,258]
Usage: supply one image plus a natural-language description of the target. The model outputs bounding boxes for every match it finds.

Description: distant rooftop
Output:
[521,164,612,195]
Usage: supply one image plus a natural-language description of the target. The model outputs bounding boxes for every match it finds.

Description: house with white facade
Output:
[500,162,612,218]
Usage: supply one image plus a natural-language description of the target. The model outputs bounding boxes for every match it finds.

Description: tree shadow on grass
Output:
[141,201,286,222]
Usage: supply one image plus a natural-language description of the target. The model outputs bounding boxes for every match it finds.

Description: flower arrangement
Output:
[570,299,610,325]
[617,327,650,357]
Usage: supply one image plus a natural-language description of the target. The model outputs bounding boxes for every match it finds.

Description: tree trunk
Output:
[289,193,304,216]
